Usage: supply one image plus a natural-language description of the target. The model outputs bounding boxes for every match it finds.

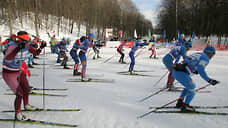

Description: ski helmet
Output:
[184,41,192,48]
[88,32,94,39]
[67,37,71,41]
[180,34,185,38]
[203,46,216,54]
[80,36,86,42]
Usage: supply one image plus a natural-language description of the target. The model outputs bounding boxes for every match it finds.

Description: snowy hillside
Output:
[0,24,228,128]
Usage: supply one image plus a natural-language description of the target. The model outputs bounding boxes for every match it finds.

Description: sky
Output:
[131,0,163,27]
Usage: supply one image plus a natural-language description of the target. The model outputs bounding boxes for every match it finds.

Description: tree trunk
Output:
[20,11,23,28]
[57,17,61,36]
[46,14,49,31]
[7,0,13,35]
[70,20,74,34]
[77,23,81,37]
[34,0,39,36]
[217,35,221,45]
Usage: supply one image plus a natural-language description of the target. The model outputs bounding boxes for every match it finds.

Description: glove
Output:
[40,41,47,49]
[193,71,198,74]
[17,41,27,50]
[208,79,219,86]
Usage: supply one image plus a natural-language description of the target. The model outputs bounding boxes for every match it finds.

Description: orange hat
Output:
[17,31,30,41]
[17,34,30,41]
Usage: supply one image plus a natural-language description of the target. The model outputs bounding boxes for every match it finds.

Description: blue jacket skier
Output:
[54,38,70,69]
[173,46,219,112]
[79,33,94,81]
[176,34,186,46]
[162,41,192,90]
[128,38,147,74]
[70,39,81,75]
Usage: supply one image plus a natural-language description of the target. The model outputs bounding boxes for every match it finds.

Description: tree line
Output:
[158,0,228,43]
[0,0,153,40]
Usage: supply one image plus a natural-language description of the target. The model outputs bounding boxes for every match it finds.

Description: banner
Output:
[163,29,166,39]
[192,32,196,40]
[148,29,151,39]
[134,29,137,38]
[119,30,122,38]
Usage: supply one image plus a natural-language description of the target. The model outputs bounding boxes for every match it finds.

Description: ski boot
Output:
[119,58,122,63]
[32,61,39,65]
[28,64,34,68]
[181,104,195,112]
[24,104,38,111]
[73,70,81,76]
[176,98,184,108]
[33,56,39,59]
[16,112,29,121]
[56,58,61,63]
[167,83,176,91]
[64,65,70,69]
[129,68,133,75]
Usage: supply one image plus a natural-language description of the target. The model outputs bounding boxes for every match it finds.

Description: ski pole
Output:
[139,86,168,102]
[137,83,211,119]
[152,71,168,87]
[42,46,46,109]
[103,53,118,63]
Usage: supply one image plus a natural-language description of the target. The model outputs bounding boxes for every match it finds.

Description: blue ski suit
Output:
[70,40,81,65]
[173,52,211,105]
[54,40,68,60]
[79,38,94,77]
[162,45,188,85]
[129,41,147,71]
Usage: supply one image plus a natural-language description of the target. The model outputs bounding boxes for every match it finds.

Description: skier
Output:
[128,38,147,74]
[162,41,192,91]
[173,46,219,112]
[27,36,40,68]
[79,33,95,81]
[92,40,102,59]
[148,39,157,59]
[70,39,81,75]
[48,34,57,53]
[117,39,127,64]
[176,34,186,46]
[54,38,70,69]
[2,31,46,120]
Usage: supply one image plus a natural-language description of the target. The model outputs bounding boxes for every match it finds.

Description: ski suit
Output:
[2,41,42,114]
[129,41,147,71]
[148,42,156,58]
[176,38,186,46]
[162,45,188,85]
[79,38,94,78]
[92,40,102,59]
[54,40,68,66]
[173,52,211,105]
[27,39,39,66]
[70,39,81,70]
[117,42,126,63]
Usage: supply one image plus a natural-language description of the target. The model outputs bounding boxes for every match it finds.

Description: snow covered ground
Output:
[0,44,228,128]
